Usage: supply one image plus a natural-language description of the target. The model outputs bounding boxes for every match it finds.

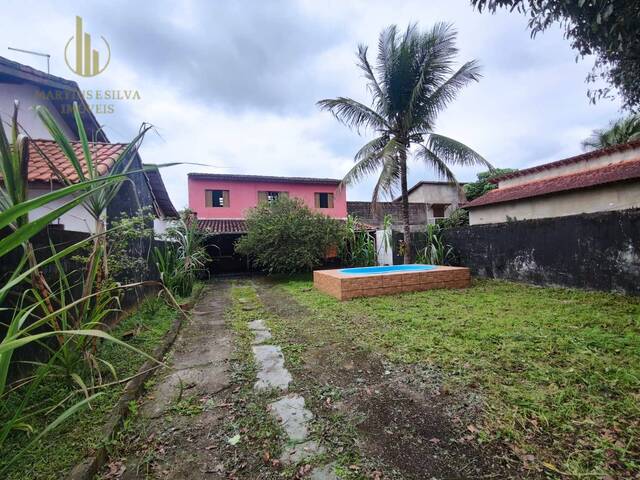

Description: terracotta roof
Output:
[490,140,640,184]
[464,158,640,208]
[26,138,127,183]
[143,165,178,218]
[198,219,248,234]
[198,218,375,235]
[188,173,341,185]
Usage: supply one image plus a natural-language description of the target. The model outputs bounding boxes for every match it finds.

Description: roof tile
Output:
[464,158,640,208]
[26,138,127,183]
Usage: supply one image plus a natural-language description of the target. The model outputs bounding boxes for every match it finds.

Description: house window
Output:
[258,191,288,203]
[206,190,229,208]
[315,192,334,209]
[431,204,447,218]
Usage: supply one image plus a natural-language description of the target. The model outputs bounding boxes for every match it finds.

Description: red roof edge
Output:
[489,140,640,184]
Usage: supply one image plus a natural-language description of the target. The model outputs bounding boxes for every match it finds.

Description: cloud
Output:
[0,0,624,207]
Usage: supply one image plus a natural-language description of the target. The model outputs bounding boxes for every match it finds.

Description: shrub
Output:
[437,208,469,228]
[235,197,343,274]
[339,215,376,267]
[154,212,210,297]
[415,224,455,265]
[464,168,518,201]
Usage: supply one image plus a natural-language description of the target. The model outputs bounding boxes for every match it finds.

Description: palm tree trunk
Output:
[399,149,412,264]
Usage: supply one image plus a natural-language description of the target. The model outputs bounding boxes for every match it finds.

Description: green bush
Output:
[464,168,518,201]
[437,208,469,228]
[235,197,343,274]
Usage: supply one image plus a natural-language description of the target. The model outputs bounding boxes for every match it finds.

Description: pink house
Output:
[188,173,347,231]
[188,173,355,272]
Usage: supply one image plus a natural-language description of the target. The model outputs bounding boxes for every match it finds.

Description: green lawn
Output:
[275,277,640,477]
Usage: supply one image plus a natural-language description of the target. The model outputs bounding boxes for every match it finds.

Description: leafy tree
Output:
[318,23,491,264]
[464,168,518,201]
[470,0,640,110]
[235,197,343,274]
[582,115,640,151]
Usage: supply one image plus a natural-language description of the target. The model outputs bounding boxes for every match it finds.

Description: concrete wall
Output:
[406,183,465,219]
[0,83,75,139]
[188,177,347,219]
[444,208,640,295]
[347,201,427,229]
[469,181,640,225]
[28,186,96,233]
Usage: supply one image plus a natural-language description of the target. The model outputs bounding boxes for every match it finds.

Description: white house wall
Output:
[28,187,95,233]
[498,149,640,189]
[0,84,76,139]
[469,182,640,225]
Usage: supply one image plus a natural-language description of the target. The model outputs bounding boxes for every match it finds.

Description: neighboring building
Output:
[464,141,640,225]
[398,181,466,222]
[188,173,348,272]
[188,173,347,225]
[347,201,428,231]
[0,56,177,234]
[0,55,105,142]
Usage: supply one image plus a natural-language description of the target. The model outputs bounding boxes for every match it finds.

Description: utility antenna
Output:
[8,46,51,73]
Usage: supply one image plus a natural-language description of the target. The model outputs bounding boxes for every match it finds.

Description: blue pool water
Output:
[339,264,437,275]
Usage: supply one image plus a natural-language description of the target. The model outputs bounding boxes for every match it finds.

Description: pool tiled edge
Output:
[313,266,471,300]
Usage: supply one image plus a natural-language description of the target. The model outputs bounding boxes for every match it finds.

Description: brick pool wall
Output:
[313,266,471,300]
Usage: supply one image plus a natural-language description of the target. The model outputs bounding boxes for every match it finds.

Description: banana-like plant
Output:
[0,104,169,471]
[35,102,152,295]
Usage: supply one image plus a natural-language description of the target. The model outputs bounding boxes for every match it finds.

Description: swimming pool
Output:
[339,264,437,275]
[314,264,471,300]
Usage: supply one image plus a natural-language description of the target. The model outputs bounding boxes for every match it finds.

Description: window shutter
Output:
[222,190,230,208]
[258,191,268,203]
[205,190,212,207]
[314,193,320,208]
[328,193,334,208]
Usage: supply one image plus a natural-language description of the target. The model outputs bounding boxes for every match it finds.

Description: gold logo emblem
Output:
[64,16,111,77]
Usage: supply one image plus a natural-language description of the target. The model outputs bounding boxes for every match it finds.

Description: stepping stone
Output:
[252,329,272,345]
[248,319,273,344]
[253,345,292,391]
[310,463,340,480]
[247,319,267,331]
[280,440,325,464]
[268,394,313,441]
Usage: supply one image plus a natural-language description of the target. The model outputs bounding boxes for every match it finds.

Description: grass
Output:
[271,276,640,478]
[0,293,186,479]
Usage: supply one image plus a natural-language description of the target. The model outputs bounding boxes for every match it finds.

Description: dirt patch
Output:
[255,279,534,479]
[100,281,256,480]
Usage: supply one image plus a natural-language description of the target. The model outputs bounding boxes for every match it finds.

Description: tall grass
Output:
[0,101,164,472]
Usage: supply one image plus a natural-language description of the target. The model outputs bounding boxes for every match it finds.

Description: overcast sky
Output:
[2,0,623,207]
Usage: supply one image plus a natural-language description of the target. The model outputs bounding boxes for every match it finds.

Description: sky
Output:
[1,0,623,208]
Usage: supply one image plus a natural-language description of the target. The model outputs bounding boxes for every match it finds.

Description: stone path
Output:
[119,283,234,479]
[247,317,338,479]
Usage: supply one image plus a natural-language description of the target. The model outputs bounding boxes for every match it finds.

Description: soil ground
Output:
[100,278,536,479]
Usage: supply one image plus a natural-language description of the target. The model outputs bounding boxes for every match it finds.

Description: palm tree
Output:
[582,115,640,151]
[318,23,491,264]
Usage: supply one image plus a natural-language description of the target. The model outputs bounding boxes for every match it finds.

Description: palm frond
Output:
[416,145,459,185]
[356,45,388,116]
[342,137,401,186]
[424,133,492,169]
[415,60,482,129]
[316,97,389,134]
[354,135,389,162]
[371,156,401,204]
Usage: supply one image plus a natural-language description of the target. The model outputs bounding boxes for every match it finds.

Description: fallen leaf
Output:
[227,434,241,446]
